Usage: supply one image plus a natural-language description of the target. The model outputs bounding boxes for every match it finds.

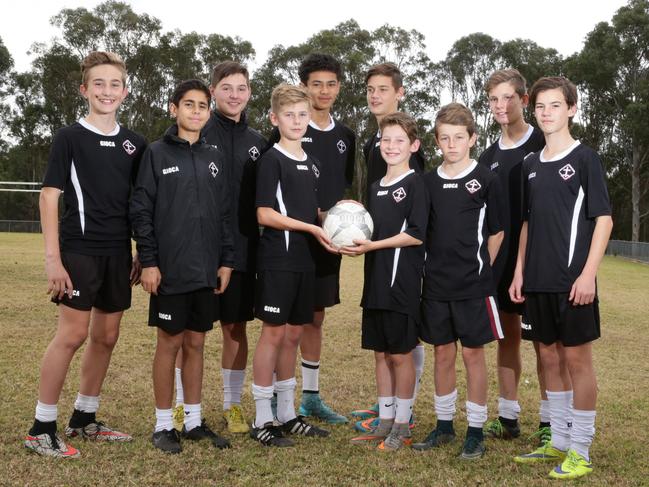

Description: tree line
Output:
[0,0,647,241]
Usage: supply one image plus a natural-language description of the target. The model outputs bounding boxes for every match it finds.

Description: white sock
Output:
[74,393,100,413]
[434,389,457,421]
[498,397,521,421]
[570,409,596,461]
[155,408,173,432]
[252,383,274,428]
[222,368,245,410]
[547,390,573,451]
[539,399,551,424]
[183,403,202,431]
[35,401,57,423]
[413,344,425,398]
[175,368,184,407]
[275,377,297,424]
[395,397,414,424]
[466,401,488,428]
[301,359,320,393]
[378,396,396,420]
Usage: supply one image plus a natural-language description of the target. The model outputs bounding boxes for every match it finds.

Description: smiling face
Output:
[488,81,528,127]
[270,101,311,142]
[210,73,251,122]
[533,88,577,137]
[380,123,419,168]
[366,74,403,118]
[303,70,340,112]
[170,89,211,135]
[79,64,128,116]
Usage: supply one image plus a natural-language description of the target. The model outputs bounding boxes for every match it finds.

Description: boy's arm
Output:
[569,215,613,305]
[39,187,73,299]
[216,153,235,294]
[339,232,421,256]
[257,207,336,254]
[509,222,528,303]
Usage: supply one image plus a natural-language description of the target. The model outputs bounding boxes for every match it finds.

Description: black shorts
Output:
[420,296,504,347]
[362,309,419,354]
[314,248,341,309]
[148,288,217,335]
[255,270,315,325]
[51,252,132,312]
[521,293,600,346]
[218,270,255,323]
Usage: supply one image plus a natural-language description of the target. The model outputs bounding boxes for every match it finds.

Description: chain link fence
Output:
[606,240,649,263]
[0,220,41,233]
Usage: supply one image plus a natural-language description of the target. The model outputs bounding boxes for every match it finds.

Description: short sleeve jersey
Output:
[423,161,503,301]
[361,170,428,318]
[255,144,320,272]
[42,120,146,255]
[522,141,611,292]
[363,131,425,203]
[478,125,545,288]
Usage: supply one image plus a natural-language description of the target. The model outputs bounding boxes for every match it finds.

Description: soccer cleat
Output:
[377,424,412,451]
[350,420,393,445]
[172,405,184,432]
[354,414,415,433]
[223,405,250,434]
[412,428,456,451]
[460,435,486,460]
[24,431,80,458]
[514,443,567,464]
[65,421,132,442]
[529,425,552,446]
[350,403,379,420]
[182,419,231,449]
[280,416,330,437]
[250,421,294,447]
[151,429,182,454]
[484,417,520,439]
[548,449,593,480]
[298,394,349,424]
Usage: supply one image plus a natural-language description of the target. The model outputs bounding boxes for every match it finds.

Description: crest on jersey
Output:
[337,140,347,154]
[559,163,575,180]
[392,187,407,203]
[209,162,219,178]
[465,179,482,194]
[312,164,320,178]
[249,146,260,161]
[122,139,136,155]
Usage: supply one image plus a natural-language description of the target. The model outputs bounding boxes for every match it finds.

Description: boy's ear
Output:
[469,132,478,147]
[410,139,421,153]
[397,86,405,101]
[169,102,177,119]
[520,93,529,108]
[568,103,577,118]
[269,110,279,127]
[209,85,216,99]
[79,83,88,98]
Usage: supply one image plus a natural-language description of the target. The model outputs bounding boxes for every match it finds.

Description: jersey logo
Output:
[490,161,499,170]
[377,190,388,196]
[312,164,320,178]
[158,313,172,321]
[122,139,136,155]
[248,146,260,161]
[465,179,482,194]
[296,164,309,171]
[392,187,406,203]
[337,140,347,154]
[559,163,576,180]
[264,305,280,313]
[100,140,115,147]
[301,137,313,143]
[162,166,180,175]
[528,172,536,180]
[443,183,458,189]
[209,162,219,178]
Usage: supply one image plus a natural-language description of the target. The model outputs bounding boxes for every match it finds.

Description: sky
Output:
[2,0,629,74]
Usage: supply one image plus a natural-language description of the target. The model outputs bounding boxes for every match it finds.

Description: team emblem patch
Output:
[209,162,219,178]
[465,179,481,194]
[559,163,575,180]
[392,187,406,203]
[249,146,260,161]
[337,140,347,154]
[122,139,136,155]
[312,164,320,178]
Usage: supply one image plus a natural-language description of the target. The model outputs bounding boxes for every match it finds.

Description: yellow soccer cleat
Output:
[548,449,593,480]
[514,442,567,464]
[172,405,184,432]
[223,404,250,434]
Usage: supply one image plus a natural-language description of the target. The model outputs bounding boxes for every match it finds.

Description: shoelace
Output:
[564,450,581,470]
[528,426,551,444]
[47,431,62,450]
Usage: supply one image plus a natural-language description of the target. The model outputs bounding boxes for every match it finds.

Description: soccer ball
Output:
[323,201,374,248]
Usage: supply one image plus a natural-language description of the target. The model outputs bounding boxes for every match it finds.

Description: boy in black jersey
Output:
[341,113,427,451]
[413,103,504,460]
[25,52,145,458]
[479,69,550,442]
[250,84,336,447]
[172,62,267,434]
[131,80,233,454]
[510,77,612,480]
[351,62,426,429]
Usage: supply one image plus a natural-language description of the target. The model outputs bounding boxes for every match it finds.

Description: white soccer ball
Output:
[323,201,374,248]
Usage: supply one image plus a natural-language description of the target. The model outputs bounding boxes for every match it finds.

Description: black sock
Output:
[302,390,319,395]
[29,419,57,436]
[499,416,518,427]
[467,426,484,441]
[68,409,96,428]
[436,419,454,434]
[539,421,551,429]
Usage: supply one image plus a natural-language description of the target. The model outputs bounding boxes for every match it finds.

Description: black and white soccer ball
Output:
[323,201,374,248]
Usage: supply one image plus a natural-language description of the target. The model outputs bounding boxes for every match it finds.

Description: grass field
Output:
[1,232,648,486]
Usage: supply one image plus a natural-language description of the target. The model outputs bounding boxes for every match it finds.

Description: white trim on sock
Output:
[434,389,457,421]
[222,368,245,410]
[155,408,173,433]
[466,401,488,428]
[35,401,58,423]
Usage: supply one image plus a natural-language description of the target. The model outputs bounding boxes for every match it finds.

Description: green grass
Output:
[1,233,648,486]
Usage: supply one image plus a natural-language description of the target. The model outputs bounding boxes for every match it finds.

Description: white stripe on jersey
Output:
[70,160,85,235]
[275,182,289,251]
[391,219,407,287]
[488,296,504,339]
[476,203,486,275]
[568,186,585,267]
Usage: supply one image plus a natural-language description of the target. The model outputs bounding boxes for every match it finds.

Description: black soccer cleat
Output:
[280,416,330,438]
[250,422,294,447]
[152,428,182,454]
[182,419,231,449]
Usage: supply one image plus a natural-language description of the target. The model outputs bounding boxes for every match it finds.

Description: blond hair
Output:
[81,51,127,86]
[270,83,311,113]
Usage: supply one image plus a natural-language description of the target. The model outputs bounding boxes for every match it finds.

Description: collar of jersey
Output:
[498,124,533,150]
[380,169,415,187]
[273,143,307,161]
[540,140,581,163]
[437,160,477,180]
[308,115,335,132]
[79,118,120,136]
